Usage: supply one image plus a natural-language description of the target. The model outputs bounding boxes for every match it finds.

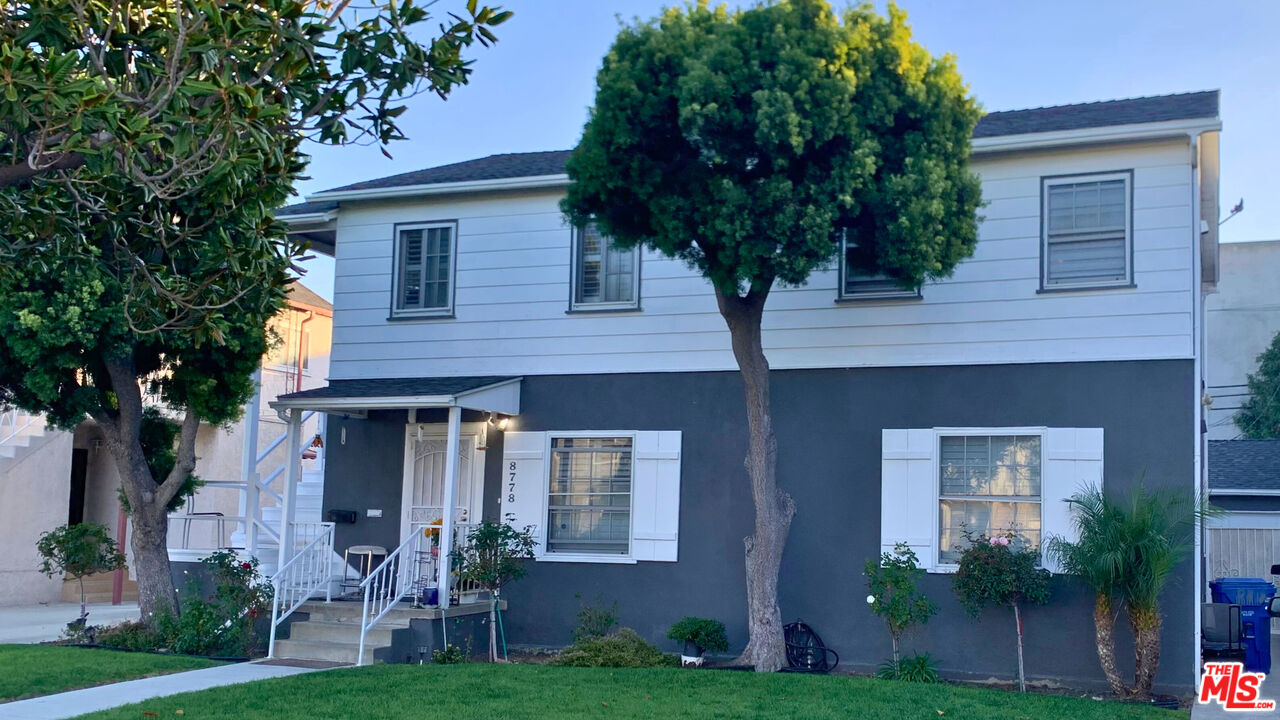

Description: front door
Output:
[400,425,483,542]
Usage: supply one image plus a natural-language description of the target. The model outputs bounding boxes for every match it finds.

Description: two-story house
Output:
[270,91,1221,691]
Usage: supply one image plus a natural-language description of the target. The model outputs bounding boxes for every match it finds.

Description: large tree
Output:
[562,0,981,671]
[1236,330,1280,439]
[0,0,509,623]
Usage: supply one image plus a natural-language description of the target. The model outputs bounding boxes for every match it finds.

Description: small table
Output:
[341,544,387,595]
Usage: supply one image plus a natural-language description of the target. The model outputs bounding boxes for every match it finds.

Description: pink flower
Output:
[988,536,1010,547]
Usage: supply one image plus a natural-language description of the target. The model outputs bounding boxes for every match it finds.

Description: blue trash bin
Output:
[1211,578,1277,673]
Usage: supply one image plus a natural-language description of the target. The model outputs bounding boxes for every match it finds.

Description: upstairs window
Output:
[394,222,457,317]
[838,230,920,301]
[571,225,640,311]
[1042,172,1132,290]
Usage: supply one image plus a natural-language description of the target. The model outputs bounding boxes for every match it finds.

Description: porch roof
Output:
[270,376,521,415]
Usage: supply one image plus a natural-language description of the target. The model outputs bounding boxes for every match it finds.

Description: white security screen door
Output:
[401,427,481,540]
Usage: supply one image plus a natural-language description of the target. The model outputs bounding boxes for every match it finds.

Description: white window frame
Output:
[837,230,920,301]
[1040,171,1133,291]
[392,220,458,318]
[569,226,641,312]
[539,430,638,563]
[931,427,1046,573]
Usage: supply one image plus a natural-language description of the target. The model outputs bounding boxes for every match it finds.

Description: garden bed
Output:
[72,663,1187,719]
[0,644,222,703]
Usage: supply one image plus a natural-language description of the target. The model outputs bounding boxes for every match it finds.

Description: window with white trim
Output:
[547,436,633,555]
[572,225,640,310]
[394,222,456,316]
[838,229,919,300]
[937,433,1042,564]
[1042,172,1132,289]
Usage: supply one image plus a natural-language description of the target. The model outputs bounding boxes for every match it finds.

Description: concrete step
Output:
[287,619,397,646]
[296,601,423,626]
[273,638,375,666]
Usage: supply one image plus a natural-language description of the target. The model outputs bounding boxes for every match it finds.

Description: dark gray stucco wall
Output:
[320,359,1196,692]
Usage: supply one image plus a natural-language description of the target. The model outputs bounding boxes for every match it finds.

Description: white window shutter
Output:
[881,429,937,571]
[501,431,548,557]
[1042,428,1104,574]
[631,431,682,562]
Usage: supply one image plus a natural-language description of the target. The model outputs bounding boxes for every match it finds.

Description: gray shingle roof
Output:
[287,91,1218,204]
[278,376,517,402]
[1209,440,1280,492]
[973,91,1219,139]
[276,200,338,217]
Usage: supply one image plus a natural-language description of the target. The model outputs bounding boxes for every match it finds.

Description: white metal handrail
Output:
[267,521,335,658]
[357,528,427,666]
[0,408,38,446]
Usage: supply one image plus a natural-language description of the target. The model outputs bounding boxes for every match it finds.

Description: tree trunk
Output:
[96,354,202,626]
[716,287,795,673]
[1130,605,1163,699]
[1013,601,1027,692]
[891,634,900,665]
[1093,594,1130,697]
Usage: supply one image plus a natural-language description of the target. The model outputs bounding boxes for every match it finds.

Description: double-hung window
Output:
[1041,172,1132,290]
[547,436,633,556]
[571,225,640,311]
[937,433,1042,564]
[394,222,457,317]
[838,229,920,301]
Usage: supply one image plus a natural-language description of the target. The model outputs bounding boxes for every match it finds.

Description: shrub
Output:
[865,542,936,665]
[456,521,536,661]
[876,652,940,683]
[551,628,679,668]
[36,523,126,622]
[571,594,618,641]
[665,617,729,654]
[95,620,162,651]
[952,531,1051,692]
[155,551,273,657]
[432,644,469,664]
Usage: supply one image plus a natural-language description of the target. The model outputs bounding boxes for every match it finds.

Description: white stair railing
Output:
[0,408,38,446]
[267,521,335,658]
[357,528,428,666]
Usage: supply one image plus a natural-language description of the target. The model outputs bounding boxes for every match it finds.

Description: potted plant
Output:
[666,616,728,667]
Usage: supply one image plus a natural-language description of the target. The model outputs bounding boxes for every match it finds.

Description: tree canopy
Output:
[1236,330,1280,439]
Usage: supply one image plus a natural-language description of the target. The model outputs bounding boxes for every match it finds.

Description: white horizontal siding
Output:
[328,139,1195,380]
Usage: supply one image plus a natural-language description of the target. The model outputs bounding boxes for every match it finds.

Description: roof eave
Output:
[308,173,571,203]
[269,377,523,415]
[972,117,1222,155]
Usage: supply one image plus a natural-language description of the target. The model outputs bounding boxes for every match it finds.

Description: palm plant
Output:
[1047,485,1204,699]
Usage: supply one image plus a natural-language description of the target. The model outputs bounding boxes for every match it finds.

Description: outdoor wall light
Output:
[487,412,510,430]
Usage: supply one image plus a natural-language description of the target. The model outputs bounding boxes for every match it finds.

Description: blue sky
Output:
[294,0,1280,300]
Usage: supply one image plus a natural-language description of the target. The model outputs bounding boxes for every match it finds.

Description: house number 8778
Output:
[507,461,516,504]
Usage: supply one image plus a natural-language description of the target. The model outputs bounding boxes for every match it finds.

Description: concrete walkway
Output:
[1193,635,1280,718]
[0,661,319,720]
[0,604,139,644]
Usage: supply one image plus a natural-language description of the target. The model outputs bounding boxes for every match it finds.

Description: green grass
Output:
[73,664,1186,720]
[0,645,222,703]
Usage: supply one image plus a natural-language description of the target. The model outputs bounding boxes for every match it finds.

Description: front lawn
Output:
[0,645,222,703]
[73,664,1185,720]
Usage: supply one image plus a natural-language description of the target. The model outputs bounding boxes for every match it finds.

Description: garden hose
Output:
[495,596,508,661]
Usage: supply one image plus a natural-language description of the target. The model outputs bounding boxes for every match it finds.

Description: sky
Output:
[292,0,1280,301]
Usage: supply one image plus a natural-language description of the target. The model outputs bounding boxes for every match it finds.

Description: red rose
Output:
[241,562,252,570]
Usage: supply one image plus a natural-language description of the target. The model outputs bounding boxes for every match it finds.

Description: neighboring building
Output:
[1207,440,1280,593]
[0,282,332,606]
[266,91,1220,690]
[1206,239,1280,439]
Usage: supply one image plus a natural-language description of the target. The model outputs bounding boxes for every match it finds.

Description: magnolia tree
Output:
[561,0,981,670]
[0,0,510,624]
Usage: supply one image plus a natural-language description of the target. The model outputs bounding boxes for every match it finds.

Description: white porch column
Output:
[240,367,263,559]
[437,405,462,603]
[277,408,303,572]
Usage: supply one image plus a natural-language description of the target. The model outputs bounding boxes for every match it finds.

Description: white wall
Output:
[1206,239,1280,439]
[0,432,73,606]
[329,138,1197,380]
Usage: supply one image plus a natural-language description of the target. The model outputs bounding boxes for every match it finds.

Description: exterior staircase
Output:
[273,600,414,666]
[231,466,331,578]
[62,571,138,604]
[0,411,64,475]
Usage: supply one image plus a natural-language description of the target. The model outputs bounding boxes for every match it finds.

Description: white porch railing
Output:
[0,408,39,446]
[357,528,427,666]
[267,521,335,658]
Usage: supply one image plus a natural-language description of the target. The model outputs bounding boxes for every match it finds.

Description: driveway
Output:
[0,603,139,644]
